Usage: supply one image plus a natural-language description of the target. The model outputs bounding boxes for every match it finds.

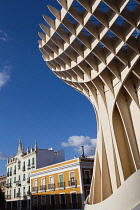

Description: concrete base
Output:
[85,170,140,210]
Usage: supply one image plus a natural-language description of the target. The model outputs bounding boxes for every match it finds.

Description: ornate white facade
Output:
[38,0,140,209]
[6,140,65,210]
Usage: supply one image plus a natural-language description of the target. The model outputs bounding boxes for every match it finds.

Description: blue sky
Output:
[0,0,97,175]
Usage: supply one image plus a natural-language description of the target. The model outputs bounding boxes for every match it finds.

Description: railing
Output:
[23,194,27,199]
[27,165,30,170]
[48,184,55,190]
[16,180,21,186]
[68,179,77,187]
[27,178,30,183]
[40,185,46,191]
[16,193,21,198]
[58,182,65,189]
[84,178,91,184]
[5,195,11,199]
[32,187,38,193]
[27,190,30,196]
[31,163,35,168]
[6,183,12,188]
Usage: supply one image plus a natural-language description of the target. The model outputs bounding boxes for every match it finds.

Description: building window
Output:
[22,161,25,171]
[84,170,91,184]
[14,165,16,174]
[17,188,20,197]
[23,174,26,181]
[48,176,55,190]
[70,192,78,209]
[50,194,55,209]
[69,171,77,187]
[27,159,30,169]
[27,186,30,196]
[33,196,38,207]
[14,189,16,198]
[18,160,21,170]
[7,168,9,177]
[32,179,38,192]
[32,157,35,168]
[59,193,66,209]
[40,177,46,191]
[23,187,25,196]
[14,177,16,183]
[41,195,46,206]
[10,167,12,176]
[58,174,65,189]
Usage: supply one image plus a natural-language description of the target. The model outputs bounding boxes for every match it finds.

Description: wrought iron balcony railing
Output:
[27,190,30,196]
[16,180,21,186]
[48,183,55,190]
[27,178,30,183]
[5,195,11,199]
[16,193,21,198]
[68,180,77,187]
[58,182,65,189]
[32,187,38,193]
[6,183,12,188]
[40,185,46,191]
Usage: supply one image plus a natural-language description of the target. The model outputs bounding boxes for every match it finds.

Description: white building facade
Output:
[5,140,65,210]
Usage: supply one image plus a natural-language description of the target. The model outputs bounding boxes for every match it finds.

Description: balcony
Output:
[23,177,26,181]
[32,187,38,193]
[27,178,30,183]
[48,184,55,191]
[23,194,27,199]
[84,178,91,184]
[16,193,21,198]
[31,163,35,168]
[22,166,26,171]
[6,183,12,188]
[5,195,11,200]
[68,180,77,188]
[27,190,30,196]
[13,170,16,175]
[16,180,21,186]
[40,185,46,191]
[58,182,65,189]
[27,165,30,170]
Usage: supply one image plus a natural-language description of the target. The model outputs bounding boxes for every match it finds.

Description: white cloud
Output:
[62,136,97,156]
[0,30,8,42]
[0,152,7,160]
[0,65,11,88]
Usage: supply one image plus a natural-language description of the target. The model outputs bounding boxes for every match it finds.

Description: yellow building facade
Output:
[31,157,94,210]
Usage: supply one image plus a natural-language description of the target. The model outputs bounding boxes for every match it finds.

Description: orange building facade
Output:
[31,157,94,210]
